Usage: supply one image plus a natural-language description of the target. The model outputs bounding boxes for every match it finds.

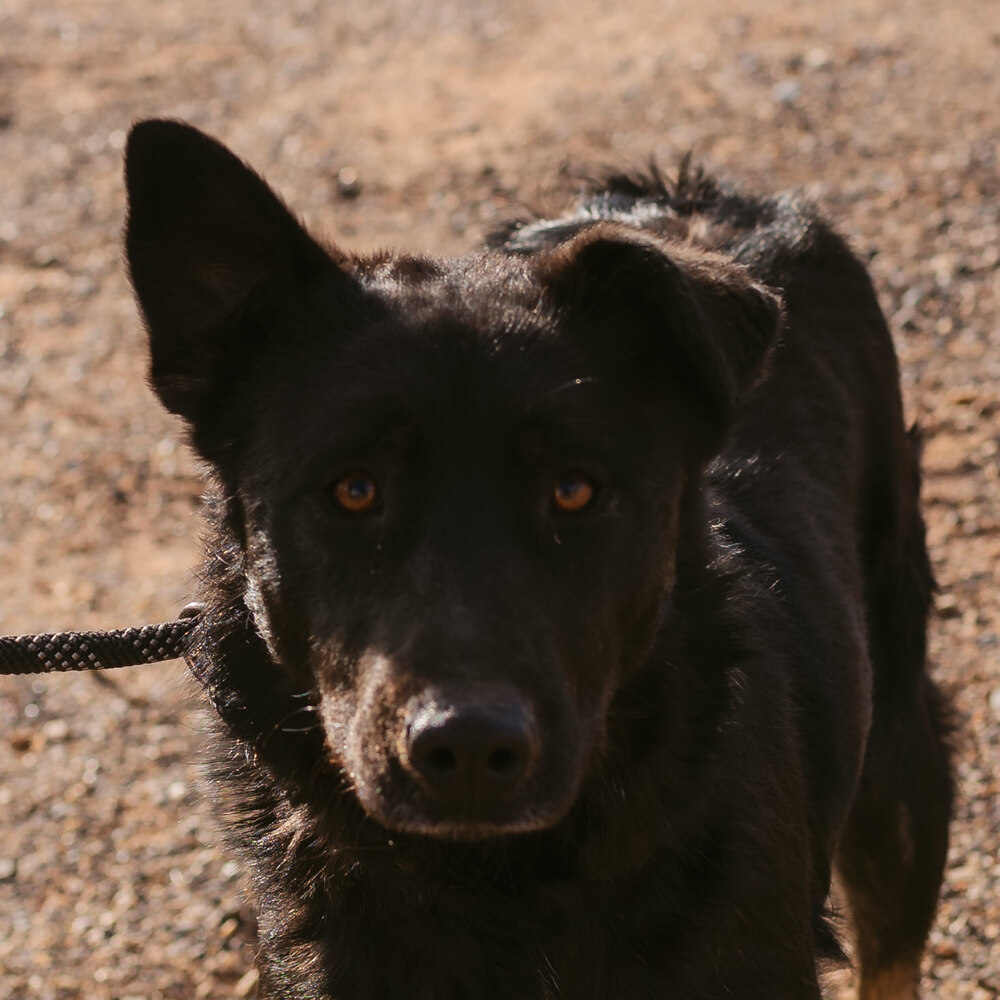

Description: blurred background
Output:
[1,0,997,996]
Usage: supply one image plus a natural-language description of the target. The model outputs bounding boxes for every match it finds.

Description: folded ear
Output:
[124,119,346,424]
[538,223,783,449]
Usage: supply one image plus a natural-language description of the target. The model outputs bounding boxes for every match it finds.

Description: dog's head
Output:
[125,120,781,840]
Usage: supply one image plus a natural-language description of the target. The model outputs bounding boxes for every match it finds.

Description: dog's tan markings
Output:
[857,960,921,1000]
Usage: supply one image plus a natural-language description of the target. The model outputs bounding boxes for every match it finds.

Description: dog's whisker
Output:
[550,376,597,396]
[258,703,322,747]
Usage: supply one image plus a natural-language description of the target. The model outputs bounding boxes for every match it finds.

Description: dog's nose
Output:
[405,695,539,809]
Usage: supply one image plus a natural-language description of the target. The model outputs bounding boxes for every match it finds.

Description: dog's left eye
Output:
[331,471,380,515]
[552,472,596,514]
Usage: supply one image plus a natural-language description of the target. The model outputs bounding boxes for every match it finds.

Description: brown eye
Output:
[333,471,379,514]
[553,472,595,513]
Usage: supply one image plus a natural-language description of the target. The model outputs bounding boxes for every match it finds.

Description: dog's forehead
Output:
[354,249,549,338]
[314,252,598,414]
[242,249,624,475]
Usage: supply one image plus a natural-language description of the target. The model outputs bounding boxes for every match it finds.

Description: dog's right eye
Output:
[552,472,597,514]
[331,471,380,515]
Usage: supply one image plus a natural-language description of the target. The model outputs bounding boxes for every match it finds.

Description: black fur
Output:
[125,121,953,999]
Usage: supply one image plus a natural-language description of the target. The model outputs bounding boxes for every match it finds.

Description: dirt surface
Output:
[1,1,998,996]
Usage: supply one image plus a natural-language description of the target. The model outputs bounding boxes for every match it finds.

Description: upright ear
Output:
[538,223,783,449]
[124,119,345,424]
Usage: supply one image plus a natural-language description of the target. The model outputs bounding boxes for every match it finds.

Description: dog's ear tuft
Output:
[124,119,345,424]
[538,224,783,448]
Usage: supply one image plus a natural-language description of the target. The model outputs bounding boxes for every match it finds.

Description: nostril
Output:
[487,745,523,779]
[422,744,458,779]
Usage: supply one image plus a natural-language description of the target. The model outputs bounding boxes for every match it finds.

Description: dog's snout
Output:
[405,694,539,809]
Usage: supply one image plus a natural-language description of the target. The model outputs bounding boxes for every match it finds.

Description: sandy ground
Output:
[1,0,998,996]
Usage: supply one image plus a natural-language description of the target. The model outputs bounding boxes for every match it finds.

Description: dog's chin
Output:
[386,814,556,842]
[353,784,573,842]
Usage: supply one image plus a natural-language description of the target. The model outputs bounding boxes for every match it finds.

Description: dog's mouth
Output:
[331,684,583,840]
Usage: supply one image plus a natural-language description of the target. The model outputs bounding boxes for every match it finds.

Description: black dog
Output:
[124,120,953,999]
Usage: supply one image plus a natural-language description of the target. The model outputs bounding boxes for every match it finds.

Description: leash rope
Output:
[0,616,198,676]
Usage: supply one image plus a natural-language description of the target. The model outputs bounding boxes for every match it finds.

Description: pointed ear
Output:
[538,223,783,448]
[124,119,345,423]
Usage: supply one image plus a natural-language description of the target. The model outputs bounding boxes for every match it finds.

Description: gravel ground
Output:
[1,1,998,996]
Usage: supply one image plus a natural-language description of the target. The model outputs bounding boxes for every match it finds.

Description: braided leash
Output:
[0,613,199,676]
